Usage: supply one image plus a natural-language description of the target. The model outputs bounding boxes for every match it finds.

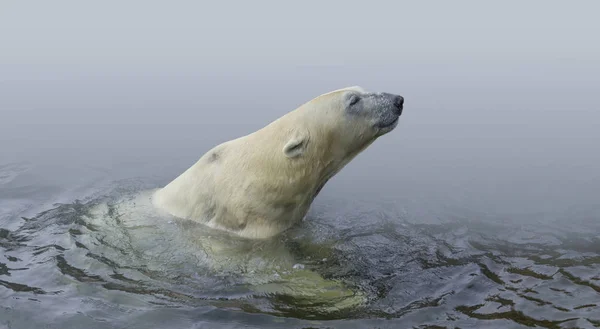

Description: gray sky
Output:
[1,0,599,217]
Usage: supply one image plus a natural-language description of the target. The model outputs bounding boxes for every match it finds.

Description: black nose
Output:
[393,95,404,109]
[392,95,404,115]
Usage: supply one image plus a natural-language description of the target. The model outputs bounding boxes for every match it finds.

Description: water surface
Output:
[1,158,599,329]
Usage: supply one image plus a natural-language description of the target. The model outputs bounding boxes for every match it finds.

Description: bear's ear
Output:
[283,131,309,158]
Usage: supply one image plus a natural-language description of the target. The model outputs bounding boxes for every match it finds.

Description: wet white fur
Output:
[152,86,392,239]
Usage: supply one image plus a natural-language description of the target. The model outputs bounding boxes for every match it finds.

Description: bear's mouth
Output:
[377,116,399,129]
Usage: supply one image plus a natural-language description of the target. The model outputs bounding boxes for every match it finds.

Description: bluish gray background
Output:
[1,0,599,217]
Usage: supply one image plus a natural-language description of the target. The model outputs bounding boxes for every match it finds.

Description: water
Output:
[2,72,600,329]
[1,154,599,328]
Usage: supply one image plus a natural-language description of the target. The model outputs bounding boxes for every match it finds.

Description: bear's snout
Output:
[381,93,404,116]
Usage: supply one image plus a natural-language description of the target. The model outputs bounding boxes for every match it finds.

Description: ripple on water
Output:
[0,180,599,328]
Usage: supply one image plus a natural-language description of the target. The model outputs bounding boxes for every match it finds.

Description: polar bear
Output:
[74,86,405,316]
[152,86,405,239]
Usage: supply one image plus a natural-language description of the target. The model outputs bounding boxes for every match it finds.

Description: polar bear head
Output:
[281,86,405,161]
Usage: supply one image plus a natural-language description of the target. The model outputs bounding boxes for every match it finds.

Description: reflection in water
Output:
[1,177,599,328]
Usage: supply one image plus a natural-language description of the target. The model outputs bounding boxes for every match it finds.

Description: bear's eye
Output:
[348,94,360,106]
